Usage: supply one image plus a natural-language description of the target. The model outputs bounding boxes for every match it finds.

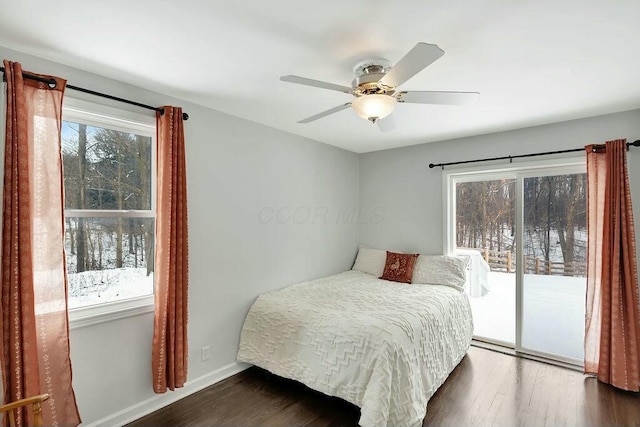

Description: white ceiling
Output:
[1,1,640,153]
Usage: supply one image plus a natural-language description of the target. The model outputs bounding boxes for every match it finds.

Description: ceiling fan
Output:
[281,42,479,131]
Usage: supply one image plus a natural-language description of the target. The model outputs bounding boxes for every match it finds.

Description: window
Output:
[444,158,587,366]
[62,99,156,316]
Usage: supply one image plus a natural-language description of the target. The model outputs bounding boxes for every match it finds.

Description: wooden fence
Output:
[460,247,586,277]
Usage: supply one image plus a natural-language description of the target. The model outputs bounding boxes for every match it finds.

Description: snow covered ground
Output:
[468,271,585,361]
[67,267,153,309]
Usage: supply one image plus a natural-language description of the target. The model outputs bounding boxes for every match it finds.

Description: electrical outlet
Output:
[201,345,210,362]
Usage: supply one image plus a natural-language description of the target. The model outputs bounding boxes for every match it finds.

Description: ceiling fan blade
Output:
[281,75,353,94]
[379,43,445,88]
[377,115,396,133]
[298,103,352,123]
[399,91,479,105]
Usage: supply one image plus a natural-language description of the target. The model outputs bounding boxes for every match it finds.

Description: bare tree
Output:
[76,124,87,273]
[456,174,587,270]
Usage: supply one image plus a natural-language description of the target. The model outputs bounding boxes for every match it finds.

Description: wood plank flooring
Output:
[127,346,640,426]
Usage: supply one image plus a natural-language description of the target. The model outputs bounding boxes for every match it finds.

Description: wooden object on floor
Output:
[0,394,49,427]
[127,347,640,426]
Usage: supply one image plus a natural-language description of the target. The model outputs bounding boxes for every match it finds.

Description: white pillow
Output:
[352,247,387,277]
[412,255,470,290]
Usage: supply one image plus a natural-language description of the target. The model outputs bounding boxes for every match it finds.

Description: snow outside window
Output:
[62,99,156,316]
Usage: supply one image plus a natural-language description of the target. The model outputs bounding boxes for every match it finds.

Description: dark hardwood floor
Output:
[127,346,640,427]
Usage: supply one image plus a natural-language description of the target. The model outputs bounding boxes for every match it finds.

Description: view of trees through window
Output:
[62,119,154,308]
[456,174,587,275]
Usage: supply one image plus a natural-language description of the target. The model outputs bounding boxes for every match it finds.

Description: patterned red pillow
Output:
[380,251,419,284]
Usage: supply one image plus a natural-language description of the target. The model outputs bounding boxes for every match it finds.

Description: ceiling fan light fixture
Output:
[352,94,397,123]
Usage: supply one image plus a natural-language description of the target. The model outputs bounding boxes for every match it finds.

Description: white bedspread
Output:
[237,270,473,427]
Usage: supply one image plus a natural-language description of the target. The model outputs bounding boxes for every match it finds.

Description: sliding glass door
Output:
[519,173,586,362]
[455,178,516,345]
[448,161,586,364]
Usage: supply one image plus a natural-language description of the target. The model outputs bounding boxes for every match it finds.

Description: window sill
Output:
[69,295,154,329]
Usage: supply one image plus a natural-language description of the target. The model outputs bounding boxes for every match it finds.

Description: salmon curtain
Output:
[1,61,81,425]
[584,138,640,391]
[152,106,189,393]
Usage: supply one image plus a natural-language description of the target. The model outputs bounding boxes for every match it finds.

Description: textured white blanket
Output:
[237,270,473,427]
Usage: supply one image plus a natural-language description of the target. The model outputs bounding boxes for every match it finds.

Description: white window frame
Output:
[63,98,157,328]
[443,156,587,366]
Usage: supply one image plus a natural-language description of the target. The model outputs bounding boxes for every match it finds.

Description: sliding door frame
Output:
[443,157,586,366]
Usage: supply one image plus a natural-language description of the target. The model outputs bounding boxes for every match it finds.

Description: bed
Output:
[237,252,473,427]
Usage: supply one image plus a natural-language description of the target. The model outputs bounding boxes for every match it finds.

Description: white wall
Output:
[1,46,360,425]
[359,108,640,260]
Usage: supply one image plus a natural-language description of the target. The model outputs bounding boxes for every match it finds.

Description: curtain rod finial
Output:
[158,110,189,121]
[428,163,435,169]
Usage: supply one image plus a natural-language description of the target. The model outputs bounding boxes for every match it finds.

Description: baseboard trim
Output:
[83,361,250,427]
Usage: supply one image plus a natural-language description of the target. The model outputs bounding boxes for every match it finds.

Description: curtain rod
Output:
[1,66,189,121]
[429,139,640,170]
